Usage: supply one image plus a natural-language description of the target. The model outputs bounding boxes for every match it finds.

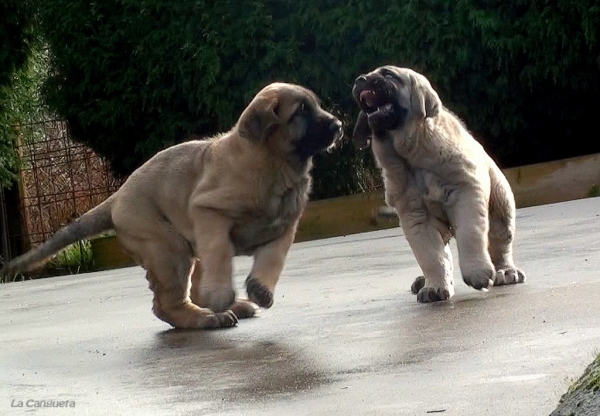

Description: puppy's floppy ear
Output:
[352,110,372,149]
[409,73,441,120]
[238,97,280,141]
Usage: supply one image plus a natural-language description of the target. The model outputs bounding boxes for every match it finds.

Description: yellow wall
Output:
[92,153,600,268]
[296,153,600,242]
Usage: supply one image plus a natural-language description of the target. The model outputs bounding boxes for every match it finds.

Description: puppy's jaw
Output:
[352,74,405,136]
[326,120,344,153]
[353,74,392,109]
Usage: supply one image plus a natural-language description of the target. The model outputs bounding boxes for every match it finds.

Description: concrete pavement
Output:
[2,197,600,415]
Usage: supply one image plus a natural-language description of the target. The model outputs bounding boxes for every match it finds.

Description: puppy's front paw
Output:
[417,287,451,303]
[411,275,426,294]
[200,287,236,313]
[494,267,526,286]
[246,276,274,308]
[463,268,494,290]
[230,299,259,319]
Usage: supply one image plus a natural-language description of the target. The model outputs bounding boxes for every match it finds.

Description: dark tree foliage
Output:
[35,0,600,198]
[0,0,34,88]
[0,0,35,188]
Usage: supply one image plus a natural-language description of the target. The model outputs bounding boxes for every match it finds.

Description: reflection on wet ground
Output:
[127,329,327,409]
[2,198,600,415]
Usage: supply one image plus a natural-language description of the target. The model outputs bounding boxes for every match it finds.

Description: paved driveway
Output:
[2,197,600,416]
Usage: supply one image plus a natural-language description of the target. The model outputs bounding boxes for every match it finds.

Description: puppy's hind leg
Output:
[123,231,237,329]
[488,180,526,286]
[190,258,258,320]
[401,209,455,303]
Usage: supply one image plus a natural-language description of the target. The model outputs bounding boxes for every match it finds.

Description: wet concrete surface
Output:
[2,197,600,415]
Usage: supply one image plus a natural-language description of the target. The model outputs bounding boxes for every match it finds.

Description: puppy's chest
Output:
[413,169,455,205]
[375,142,455,207]
[230,184,309,254]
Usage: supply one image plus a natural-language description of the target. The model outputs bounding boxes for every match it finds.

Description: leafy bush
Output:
[34,0,600,198]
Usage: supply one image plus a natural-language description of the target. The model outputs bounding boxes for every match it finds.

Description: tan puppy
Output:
[352,66,525,302]
[1,82,343,328]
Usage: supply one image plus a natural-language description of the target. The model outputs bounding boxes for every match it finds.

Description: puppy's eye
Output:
[385,73,404,86]
[294,102,307,117]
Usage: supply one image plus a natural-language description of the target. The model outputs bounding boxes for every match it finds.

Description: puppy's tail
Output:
[1,196,115,276]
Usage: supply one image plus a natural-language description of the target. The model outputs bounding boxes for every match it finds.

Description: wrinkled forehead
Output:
[378,65,409,78]
[258,83,321,106]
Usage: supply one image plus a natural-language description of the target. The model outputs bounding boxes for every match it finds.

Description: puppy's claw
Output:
[216,310,238,328]
[246,276,274,308]
[417,287,451,303]
[494,267,526,286]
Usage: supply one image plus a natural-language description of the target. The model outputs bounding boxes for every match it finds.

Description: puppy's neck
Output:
[233,134,312,191]
[388,119,430,158]
[273,156,312,191]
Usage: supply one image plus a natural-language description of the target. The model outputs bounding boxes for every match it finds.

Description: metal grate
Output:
[6,117,123,255]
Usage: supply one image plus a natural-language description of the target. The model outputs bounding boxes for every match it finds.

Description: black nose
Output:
[355,75,367,84]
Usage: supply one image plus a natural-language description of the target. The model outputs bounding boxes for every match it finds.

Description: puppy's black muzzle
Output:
[351,72,402,147]
[295,116,343,161]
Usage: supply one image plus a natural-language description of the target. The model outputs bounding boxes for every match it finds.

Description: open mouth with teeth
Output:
[358,89,394,117]
[354,83,401,136]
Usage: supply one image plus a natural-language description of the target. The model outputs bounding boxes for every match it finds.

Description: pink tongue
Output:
[359,90,376,107]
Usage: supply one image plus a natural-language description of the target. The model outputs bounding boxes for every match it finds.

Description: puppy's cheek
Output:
[246,275,274,308]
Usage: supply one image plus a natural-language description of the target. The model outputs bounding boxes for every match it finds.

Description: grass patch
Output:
[0,240,93,283]
[587,184,600,198]
[0,270,30,284]
[47,240,94,275]
[567,353,600,394]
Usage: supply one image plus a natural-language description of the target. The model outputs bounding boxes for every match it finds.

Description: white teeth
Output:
[369,103,392,115]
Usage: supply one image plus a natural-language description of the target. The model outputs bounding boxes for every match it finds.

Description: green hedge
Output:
[34,0,600,198]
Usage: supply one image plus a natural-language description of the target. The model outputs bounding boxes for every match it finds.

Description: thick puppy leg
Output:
[400,210,455,302]
[245,223,296,308]
[410,244,453,296]
[489,224,525,285]
[147,270,237,329]
[191,208,237,313]
[135,238,237,329]
[190,259,258,319]
[447,188,495,290]
[488,179,526,286]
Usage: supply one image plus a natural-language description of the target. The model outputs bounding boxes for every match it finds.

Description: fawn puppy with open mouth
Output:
[352,66,525,302]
